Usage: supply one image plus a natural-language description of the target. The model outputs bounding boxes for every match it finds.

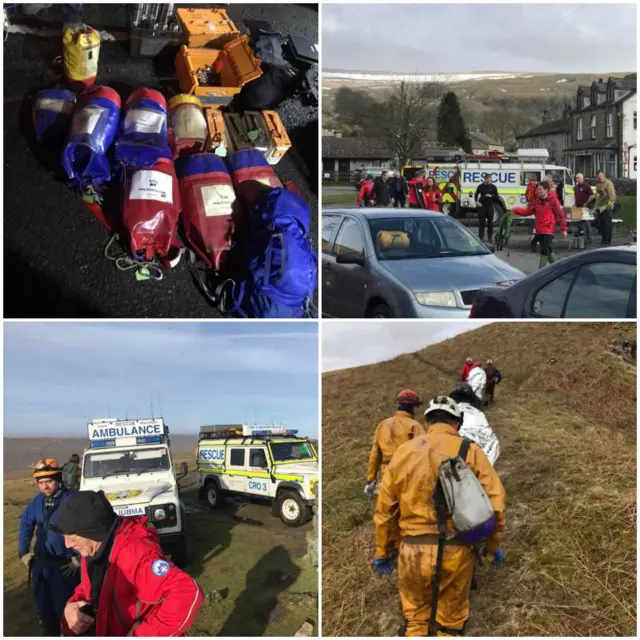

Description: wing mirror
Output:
[336,251,365,266]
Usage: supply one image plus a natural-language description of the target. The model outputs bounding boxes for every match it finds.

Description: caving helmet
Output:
[396,389,422,406]
[32,458,62,480]
[424,396,462,422]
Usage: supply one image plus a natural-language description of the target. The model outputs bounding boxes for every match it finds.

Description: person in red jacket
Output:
[408,169,428,208]
[513,181,567,269]
[357,175,376,207]
[424,177,442,212]
[50,491,203,637]
[460,356,474,382]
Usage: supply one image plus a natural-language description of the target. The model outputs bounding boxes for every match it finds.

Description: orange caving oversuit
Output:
[367,411,426,484]
[374,423,506,636]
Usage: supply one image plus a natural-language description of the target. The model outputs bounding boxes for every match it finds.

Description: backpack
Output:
[434,438,496,545]
[62,461,79,489]
[221,187,317,318]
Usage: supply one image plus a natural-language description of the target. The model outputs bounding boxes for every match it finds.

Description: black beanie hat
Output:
[50,490,116,541]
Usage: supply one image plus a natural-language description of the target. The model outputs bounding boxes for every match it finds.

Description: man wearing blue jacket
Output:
[19,458,81,636]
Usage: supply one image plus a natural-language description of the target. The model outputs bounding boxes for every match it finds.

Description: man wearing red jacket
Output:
[49,491,203,637]
[513,181,567,269]
[460,357,474,382]
[408,169,428,208]
[357,175,376,207]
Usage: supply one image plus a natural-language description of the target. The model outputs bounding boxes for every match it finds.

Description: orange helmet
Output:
[396,389,422,406]
[32,458,62,479]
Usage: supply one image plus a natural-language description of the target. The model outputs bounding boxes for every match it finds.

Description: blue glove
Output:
[490,548,504,566]
[374,554,396,575]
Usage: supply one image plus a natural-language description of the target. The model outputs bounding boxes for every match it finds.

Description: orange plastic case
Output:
[261,110,292,164]
[175,37,262,105]
[176,8,240,48]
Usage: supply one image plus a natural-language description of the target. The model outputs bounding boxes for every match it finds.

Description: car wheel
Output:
[205,480,224,509]
[493,204,504,226]
[276,491,309,527]
[367,303,395,318]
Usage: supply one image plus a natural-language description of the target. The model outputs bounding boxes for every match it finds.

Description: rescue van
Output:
[80,418,189,566]
[196,424,318,526]
[402,149,576,222]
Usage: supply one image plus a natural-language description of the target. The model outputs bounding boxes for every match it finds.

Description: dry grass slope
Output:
[322,323,636,636]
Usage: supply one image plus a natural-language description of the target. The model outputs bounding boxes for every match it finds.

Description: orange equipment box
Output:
[175,37,262,106]
[203,108,232,154]
[176,8,240,48]
[261,110,292,165]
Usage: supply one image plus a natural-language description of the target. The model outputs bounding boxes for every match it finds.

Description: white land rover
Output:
[196,424,318,527]
[81,418,189,566]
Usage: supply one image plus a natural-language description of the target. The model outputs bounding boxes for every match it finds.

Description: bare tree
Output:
[377,82,444,166]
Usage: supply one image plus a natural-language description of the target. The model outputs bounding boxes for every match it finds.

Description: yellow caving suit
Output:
[367,410,426,483]
[374,423,506,636]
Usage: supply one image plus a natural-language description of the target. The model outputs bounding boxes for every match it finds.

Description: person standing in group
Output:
[474,174,500,242]
[391,171,409,208]
[513,181,567,269]
[594,169,616,247]
[424,177,442,212]
[574,173,596,244]
[365,389,425,496]
[19,459,81,636]
[62,454,81,491]
[51,490,203,637]
[524,173,538,207]
[373,171,392,208]
[408,169,428,209]
[357,174,376,208]
[373,397,506,637]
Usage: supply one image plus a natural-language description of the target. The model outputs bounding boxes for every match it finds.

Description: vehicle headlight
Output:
[415,291,457,307]
[153,508,166,521]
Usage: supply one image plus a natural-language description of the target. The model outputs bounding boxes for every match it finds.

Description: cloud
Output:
[322,321,492,371]
[323,4,636,73]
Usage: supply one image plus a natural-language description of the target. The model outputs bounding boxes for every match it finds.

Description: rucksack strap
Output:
[458,437,471,462]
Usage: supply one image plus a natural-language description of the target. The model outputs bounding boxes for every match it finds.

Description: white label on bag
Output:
[201,184,236,217]
[35,98,74,114]
[80,43,99,77]
[71,105,105,136]
[129,170,173,204]
[125,108,164,134]
[172,107,207,142]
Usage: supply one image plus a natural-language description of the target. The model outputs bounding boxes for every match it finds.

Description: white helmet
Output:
[424,396,462,420]
[465,357,473,363]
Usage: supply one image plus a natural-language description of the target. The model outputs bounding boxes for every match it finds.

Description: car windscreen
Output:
[83,447,170,479]
[270,442,315,462]
[369,216,491,260]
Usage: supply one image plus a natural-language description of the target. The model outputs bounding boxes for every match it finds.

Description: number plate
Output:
[113,506,146,517]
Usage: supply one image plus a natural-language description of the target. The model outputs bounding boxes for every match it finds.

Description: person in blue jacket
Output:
[19,458,81,636]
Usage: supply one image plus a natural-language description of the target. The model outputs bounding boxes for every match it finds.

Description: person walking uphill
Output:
[373,397,506,637]
[51,490,203,637]
[19,459,81,636]
[513,181,567,269]
[460,357,474,382]
[594,170,616,247]
[483,360,502,406]
[365,389,426,496]
[474,174,500,242]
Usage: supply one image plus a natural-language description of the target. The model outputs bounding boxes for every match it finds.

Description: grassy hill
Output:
[322,322,636,636]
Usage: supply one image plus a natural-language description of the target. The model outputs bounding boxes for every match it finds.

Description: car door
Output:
[246,447,270,498]
[331,216,370,317]
[321,214,344,317]
[528,260,637,319]
[226,447,247,493]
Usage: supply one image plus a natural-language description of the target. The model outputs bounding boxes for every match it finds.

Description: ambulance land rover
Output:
[81,418,188,566]
[402,149,576,222]
[196,424,318,527]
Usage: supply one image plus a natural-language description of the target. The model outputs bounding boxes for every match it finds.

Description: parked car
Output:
[322,209,525,318]
[350,167,391,186]
[471,245,637,318]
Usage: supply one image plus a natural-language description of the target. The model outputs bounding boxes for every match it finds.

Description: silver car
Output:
[322,209,525,318]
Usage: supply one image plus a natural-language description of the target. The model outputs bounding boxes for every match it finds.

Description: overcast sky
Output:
[4,323,318,438]
[323,3,637,73]
[322,321,492,371]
